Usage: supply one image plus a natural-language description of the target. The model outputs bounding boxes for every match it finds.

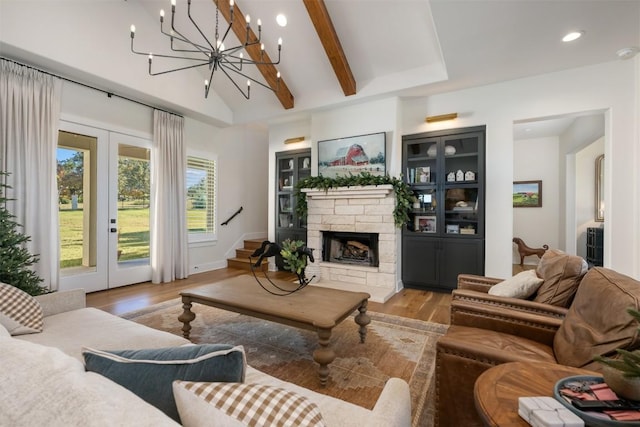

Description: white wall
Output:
[186,121,269,273]
[512,136,560,264]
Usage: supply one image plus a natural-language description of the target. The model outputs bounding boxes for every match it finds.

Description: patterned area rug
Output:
[122,299,448,426]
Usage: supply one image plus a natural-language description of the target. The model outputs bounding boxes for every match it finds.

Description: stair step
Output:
[236,248,256,259]
[227,257,267,272]
[243,239,268,251]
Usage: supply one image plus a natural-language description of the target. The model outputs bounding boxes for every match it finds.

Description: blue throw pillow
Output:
[82,344,245,422]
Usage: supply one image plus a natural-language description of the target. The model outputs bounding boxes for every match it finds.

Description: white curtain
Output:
[0,59,62,291]
[151,110,188,283]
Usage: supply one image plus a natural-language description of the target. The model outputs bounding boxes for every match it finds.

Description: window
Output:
[186,155,217,242]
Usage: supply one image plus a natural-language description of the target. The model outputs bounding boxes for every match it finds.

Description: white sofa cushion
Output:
[488,269,544,299]
[173,381,325,427]
[0,282,43,335]
[0,336,178,426]
[16,307,189,361]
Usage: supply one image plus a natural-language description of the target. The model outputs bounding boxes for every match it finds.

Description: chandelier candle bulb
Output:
[160,9,164,22]
[130,25,135,37]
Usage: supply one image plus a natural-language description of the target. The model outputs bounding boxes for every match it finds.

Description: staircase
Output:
[226,238,269,272]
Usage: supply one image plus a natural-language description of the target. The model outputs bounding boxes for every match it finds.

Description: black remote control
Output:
[572,399,640,411]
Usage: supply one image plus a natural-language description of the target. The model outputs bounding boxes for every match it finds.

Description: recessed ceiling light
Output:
[562,31,584,42]
[617,47,639,60]
[276,14,287,27]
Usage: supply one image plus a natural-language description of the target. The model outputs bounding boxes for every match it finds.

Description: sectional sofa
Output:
[0,287,411,426]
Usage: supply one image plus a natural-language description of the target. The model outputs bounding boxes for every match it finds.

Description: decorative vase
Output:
[602,365,640,401]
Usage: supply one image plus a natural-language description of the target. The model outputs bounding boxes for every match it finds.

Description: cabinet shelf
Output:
[402,126,485,291]
[445,181,477,186]
[445,152,478,159]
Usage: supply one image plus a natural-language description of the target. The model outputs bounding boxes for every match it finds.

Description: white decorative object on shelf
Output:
[444,145,456,156]
[465,171,476,181]
[427,144,437,157]
[447,172,456,182]
[456,170,464,181]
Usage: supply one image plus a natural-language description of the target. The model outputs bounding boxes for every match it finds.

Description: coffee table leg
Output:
[178,297,196,339]
[313,327,335,387]
[355,300,371,343]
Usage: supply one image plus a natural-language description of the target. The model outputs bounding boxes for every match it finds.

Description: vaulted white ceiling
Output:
[1,0,638,127]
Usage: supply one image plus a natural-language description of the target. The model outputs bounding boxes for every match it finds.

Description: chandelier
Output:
[129,0,282,99]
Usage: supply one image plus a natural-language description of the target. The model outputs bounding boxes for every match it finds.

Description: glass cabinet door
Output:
[278,156,295,191]
[442,133,480,236]
[275,149,311,241]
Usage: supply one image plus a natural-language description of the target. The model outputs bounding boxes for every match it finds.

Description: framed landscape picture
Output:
[317,132,386,178]
[513,180,542,207]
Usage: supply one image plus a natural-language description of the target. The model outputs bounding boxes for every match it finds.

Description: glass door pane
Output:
[116,144,150,265]
[108,133,152,288]
[57,122,109,293]
[57,132,97,272]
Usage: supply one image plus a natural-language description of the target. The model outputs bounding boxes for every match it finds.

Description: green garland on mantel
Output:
[294,172,413,228]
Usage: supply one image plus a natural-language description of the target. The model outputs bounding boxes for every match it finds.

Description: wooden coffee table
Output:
[474,361,600,426]
[178,275,371,386]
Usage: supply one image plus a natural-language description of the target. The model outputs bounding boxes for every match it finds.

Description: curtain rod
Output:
[1,56,183,118]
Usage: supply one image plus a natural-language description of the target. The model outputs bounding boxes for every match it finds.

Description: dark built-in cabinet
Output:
[586,227,603,267]
[275,149,311,262]
[402,126,486,292]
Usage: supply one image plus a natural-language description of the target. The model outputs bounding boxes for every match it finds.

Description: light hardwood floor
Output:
[86,265,532,324]
[86,268,453,324]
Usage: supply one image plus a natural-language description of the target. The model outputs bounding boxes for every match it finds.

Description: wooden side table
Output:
[474,361,600,427]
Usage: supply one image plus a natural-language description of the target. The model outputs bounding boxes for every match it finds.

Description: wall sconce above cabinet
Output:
[425,113,458,123]
[284,136,305,144]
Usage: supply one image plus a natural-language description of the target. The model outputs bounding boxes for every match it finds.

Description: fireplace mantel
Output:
[302,185,393,200]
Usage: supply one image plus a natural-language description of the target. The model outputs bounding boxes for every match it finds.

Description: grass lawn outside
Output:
[59,206,206,268]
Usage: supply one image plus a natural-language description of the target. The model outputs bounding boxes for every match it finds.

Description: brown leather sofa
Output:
[435,265,640,427]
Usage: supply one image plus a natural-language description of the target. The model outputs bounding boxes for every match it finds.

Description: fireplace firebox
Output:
[322,231,379,267]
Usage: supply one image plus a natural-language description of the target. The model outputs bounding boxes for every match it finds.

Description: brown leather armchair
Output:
[435,267,640,427]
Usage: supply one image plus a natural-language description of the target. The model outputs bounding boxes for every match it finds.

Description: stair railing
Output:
[221,206,243,226]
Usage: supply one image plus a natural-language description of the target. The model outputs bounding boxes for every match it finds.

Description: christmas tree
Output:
[0,172,48,295]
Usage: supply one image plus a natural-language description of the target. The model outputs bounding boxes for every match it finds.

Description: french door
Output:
[57,121,152,292]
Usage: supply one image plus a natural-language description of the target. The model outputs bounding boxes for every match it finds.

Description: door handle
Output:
[110,228,117,233]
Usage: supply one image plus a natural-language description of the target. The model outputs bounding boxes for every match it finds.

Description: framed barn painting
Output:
[317,132,386,178]
[513,180,542,207]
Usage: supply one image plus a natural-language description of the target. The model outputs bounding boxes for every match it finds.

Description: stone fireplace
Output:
[303,185,399,302]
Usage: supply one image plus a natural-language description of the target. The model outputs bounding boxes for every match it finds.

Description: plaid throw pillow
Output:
[173,381,326,427]
[0,282,44,335]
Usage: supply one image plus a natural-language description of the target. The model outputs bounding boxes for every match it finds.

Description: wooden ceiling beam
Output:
[214,0,294,109]
[302,0,356,96]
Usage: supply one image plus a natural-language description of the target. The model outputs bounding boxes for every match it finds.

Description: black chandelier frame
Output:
[130,0,282,99]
